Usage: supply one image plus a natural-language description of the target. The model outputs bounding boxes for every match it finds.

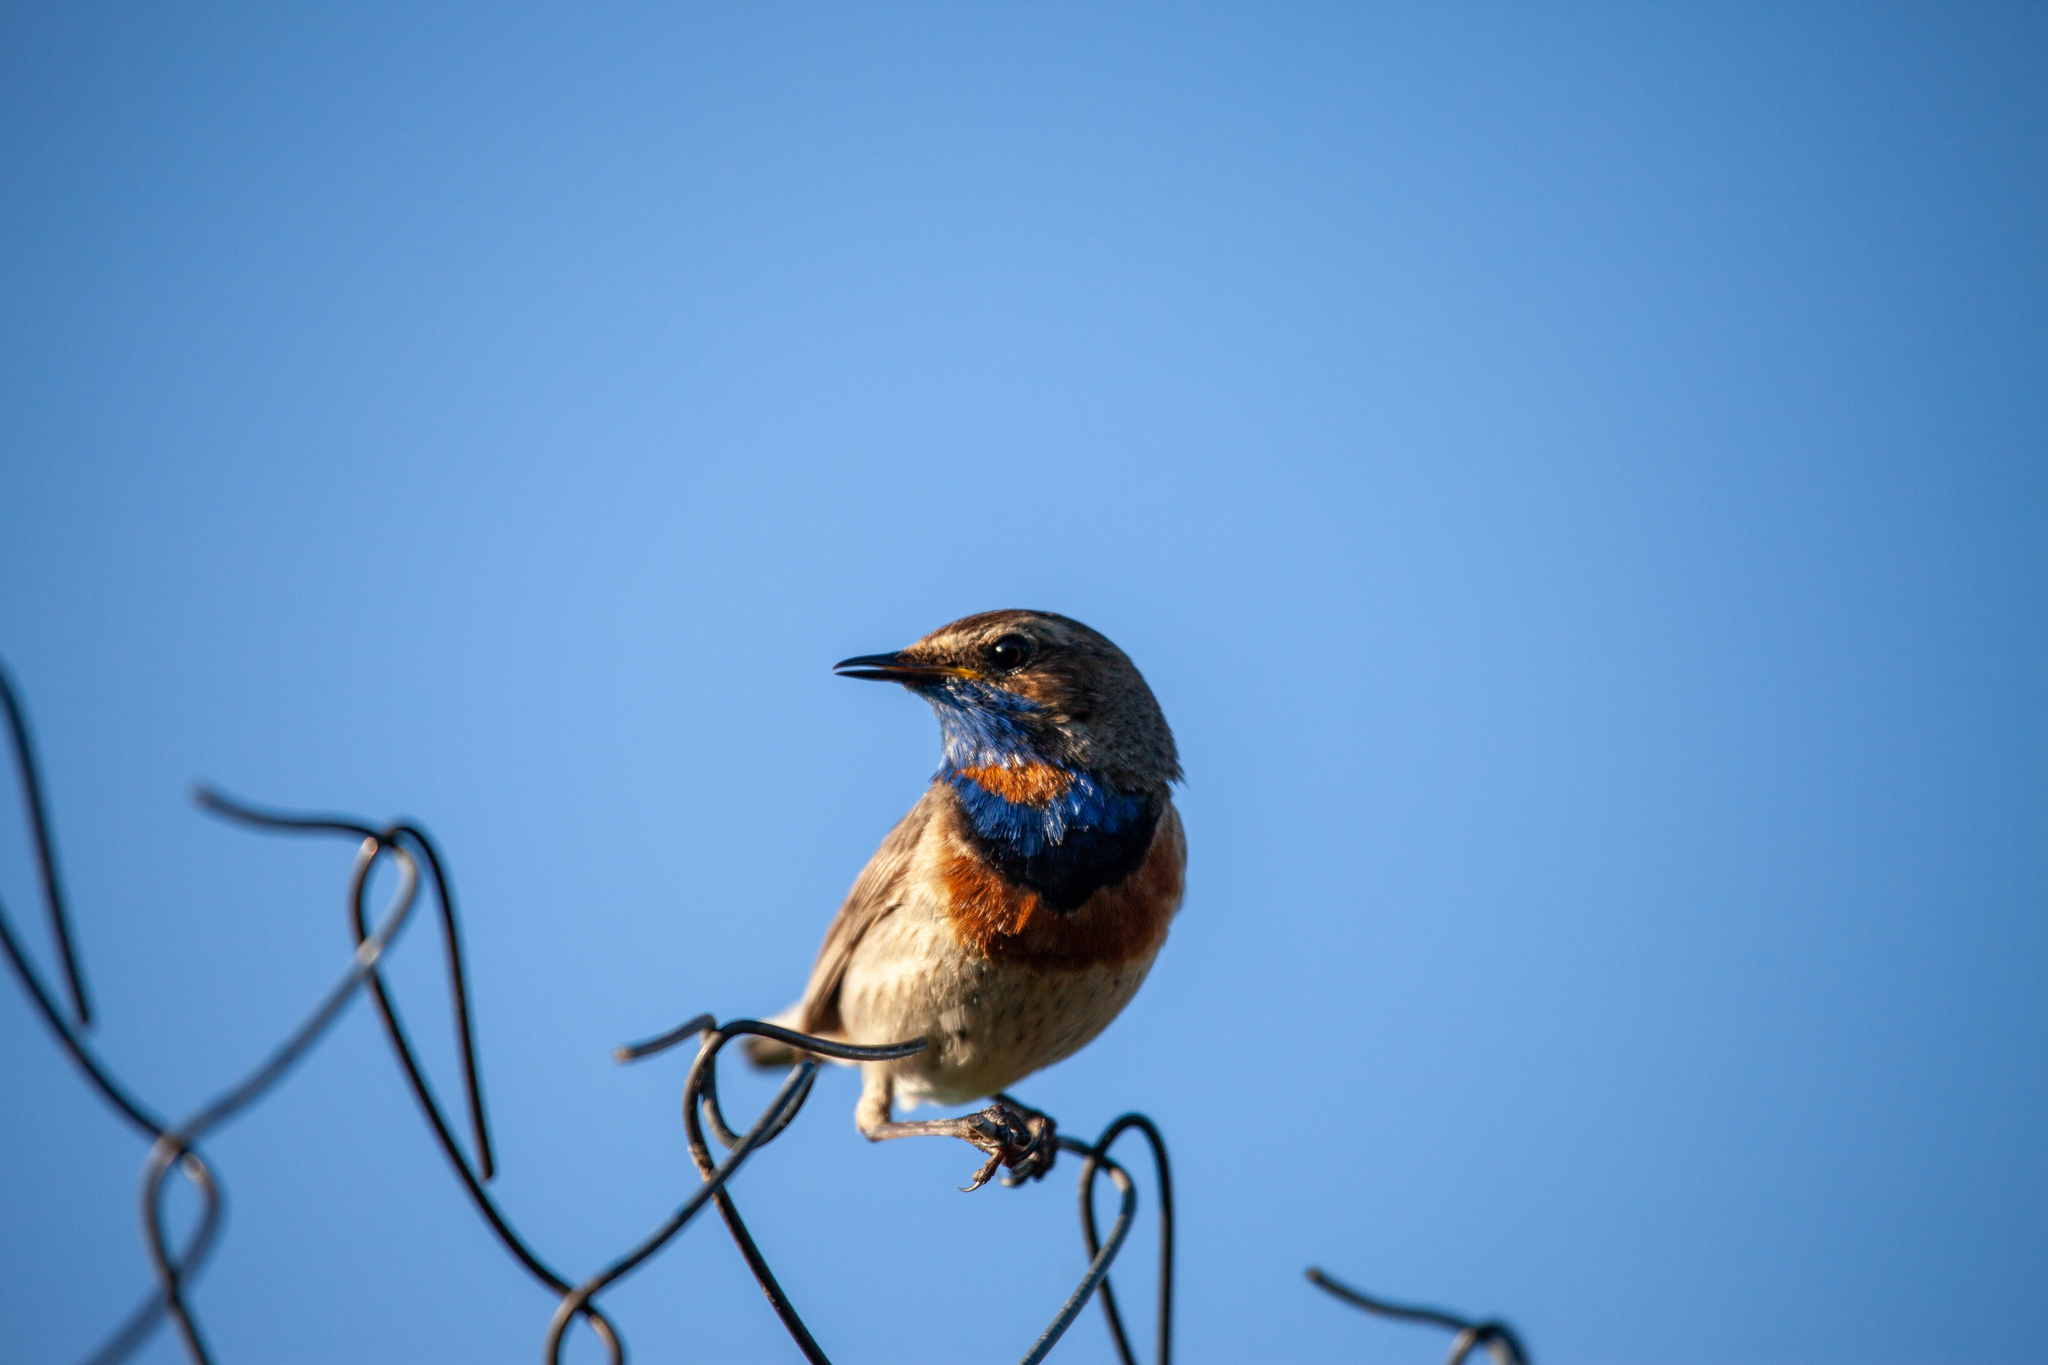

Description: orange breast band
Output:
[956,762,1073,807]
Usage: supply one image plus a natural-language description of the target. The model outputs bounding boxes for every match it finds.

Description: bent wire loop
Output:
[1307,1267,1532,1365]
[0,661,1187,1365]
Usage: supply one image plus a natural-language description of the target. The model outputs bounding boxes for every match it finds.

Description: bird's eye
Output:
[987,634,1033,671]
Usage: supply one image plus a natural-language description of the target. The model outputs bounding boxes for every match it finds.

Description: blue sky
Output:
[1,5,2043,1363]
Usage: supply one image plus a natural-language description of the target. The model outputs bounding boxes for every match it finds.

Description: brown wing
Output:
[794,785,941,1035]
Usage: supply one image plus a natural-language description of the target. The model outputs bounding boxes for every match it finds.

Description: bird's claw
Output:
[956,1097,1057,1192]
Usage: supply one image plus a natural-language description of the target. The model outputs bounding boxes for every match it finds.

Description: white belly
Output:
[832,884,1160,1107]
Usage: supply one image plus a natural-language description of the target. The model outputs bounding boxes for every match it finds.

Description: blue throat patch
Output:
[923,679,1141,850]
[942,763,1148,858]
[923,679,1047,772]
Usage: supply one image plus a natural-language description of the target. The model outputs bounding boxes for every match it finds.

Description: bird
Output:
[746,609,1185,1190]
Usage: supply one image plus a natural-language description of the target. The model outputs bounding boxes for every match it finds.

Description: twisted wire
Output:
[1307,1267,1531,1365]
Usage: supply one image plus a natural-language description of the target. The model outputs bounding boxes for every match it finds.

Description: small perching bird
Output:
[748,610,1185,1189]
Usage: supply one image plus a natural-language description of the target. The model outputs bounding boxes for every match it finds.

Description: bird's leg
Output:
[858,1082,1059,1191]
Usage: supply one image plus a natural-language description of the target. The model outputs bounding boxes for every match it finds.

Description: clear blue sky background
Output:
[1,5,2042,1363]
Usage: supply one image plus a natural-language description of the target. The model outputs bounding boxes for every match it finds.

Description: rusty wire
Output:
[4,658,1527,1364]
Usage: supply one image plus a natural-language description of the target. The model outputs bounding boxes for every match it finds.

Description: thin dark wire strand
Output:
[543,1058,823,1365]
[1307,1268,1530,1365]
[0,894,163,1136]
[1448,1325,1524,1365]
[79,1152,222,1365]
[354,823,631,1348]
[713,1178,828,1363]
[1078,1114,1175,1365]
[680,1022,931,1365]
[614,1012,717,1061]
[1022,1140,1139,1365]
[183,842,413,1136]
[192,786,381,842]
[134,1150,226,1365]
[388,822,496,1181]
[692,1019,926,1153]
[0,662,92,1025]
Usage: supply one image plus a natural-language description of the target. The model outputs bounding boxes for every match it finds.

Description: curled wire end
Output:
[715,1019,926,1063]
[1307,1268,1530,1365]
[191,785,381,841]
[615,1013,719,1063]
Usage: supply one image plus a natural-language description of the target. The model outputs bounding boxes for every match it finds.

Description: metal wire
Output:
[2,658,1529,1364]
[1307,1268,1531,1365]
[1,660,92,1026]
[1079,1114,1174,1365]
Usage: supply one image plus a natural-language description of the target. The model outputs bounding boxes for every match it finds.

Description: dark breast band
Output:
[959,792,1160,913]
[940,799,1185,969]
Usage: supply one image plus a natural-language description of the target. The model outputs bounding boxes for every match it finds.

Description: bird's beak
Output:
[833,651,977,684]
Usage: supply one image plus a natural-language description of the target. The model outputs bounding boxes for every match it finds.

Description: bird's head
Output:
[835,609,1180,793]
